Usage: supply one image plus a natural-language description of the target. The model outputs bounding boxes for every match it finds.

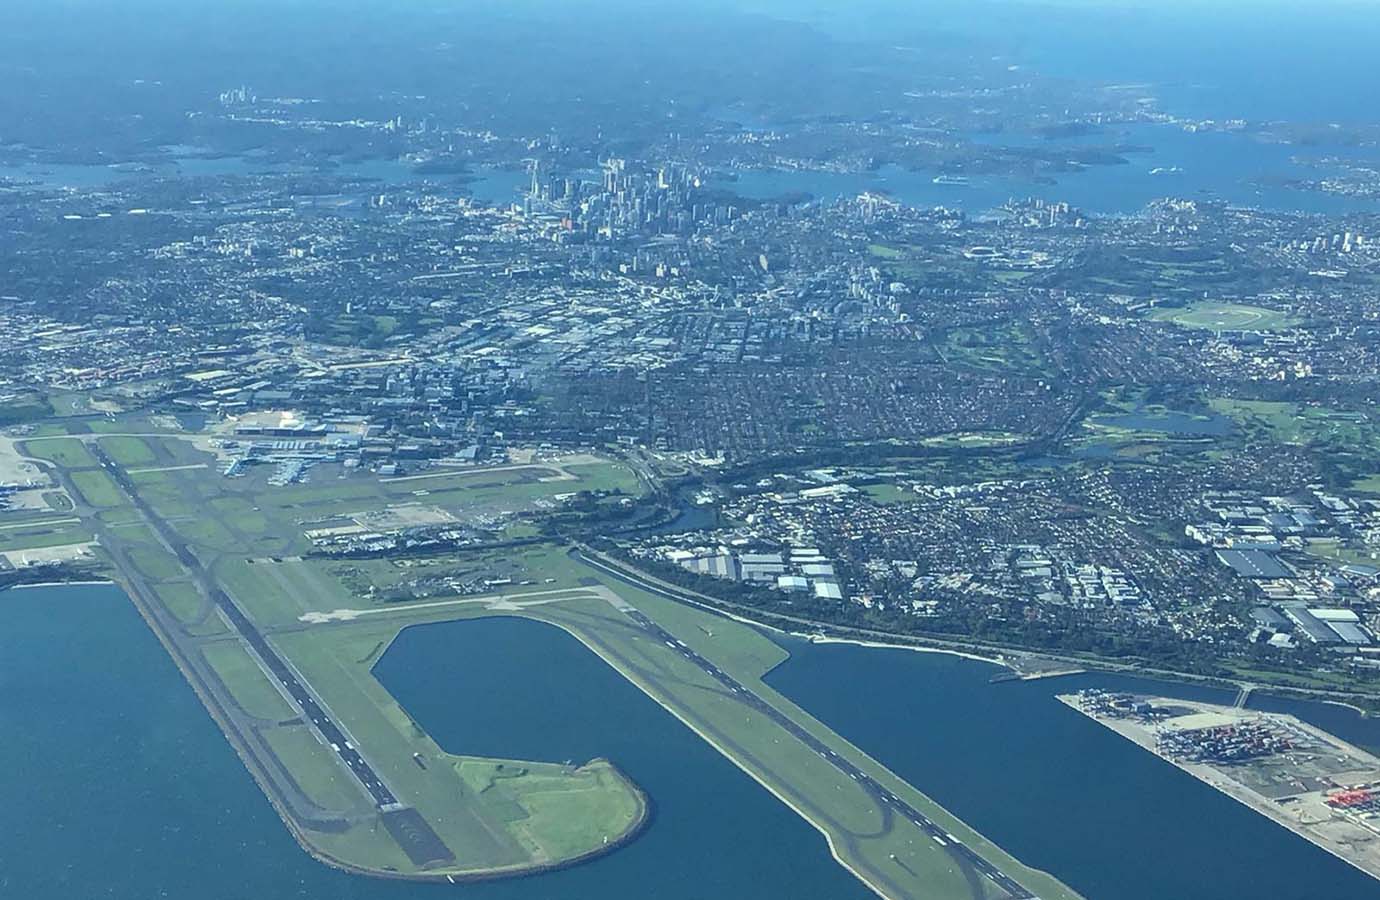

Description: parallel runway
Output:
[580,551,1037,900]
[93,445,453,866]
[212,589,397,806]
[92,445,398,805]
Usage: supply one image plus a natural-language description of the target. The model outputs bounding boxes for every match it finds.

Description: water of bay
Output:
[767,638,1380,900]
[773,1,1380,126]
[7,132,1372,219]
[717,124,1380,217]
[373,616,877,900]
[6,583,1380,899]
[0,585,870,900]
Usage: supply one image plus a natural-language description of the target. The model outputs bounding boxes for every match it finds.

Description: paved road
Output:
[577,550,1038,900]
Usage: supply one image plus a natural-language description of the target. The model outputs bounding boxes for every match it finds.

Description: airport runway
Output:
[211,588,398,806]
[92,444,458,867]
[577,550,1037,900]
[92,444,400,807]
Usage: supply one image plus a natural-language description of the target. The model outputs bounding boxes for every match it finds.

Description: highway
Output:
[578,550,1038,900]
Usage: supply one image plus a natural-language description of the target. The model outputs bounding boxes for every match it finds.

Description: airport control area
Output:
[1063,690,1380,882]
[0,412,1081,900]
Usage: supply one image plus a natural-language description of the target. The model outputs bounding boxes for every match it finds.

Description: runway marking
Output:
[126,463,209,474]
[379,463,566,484]
[297,587,602,623]
[0,517,80,530]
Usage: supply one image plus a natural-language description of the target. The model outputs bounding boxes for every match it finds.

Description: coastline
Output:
[798,633,1007,668]
[100,574,652,884]
[582,549,1019,672]
[585,548,1095,684]
[528,594,1081,900]
[548,614,901,900]
[8,579,115,590]
[586,548,1380,713]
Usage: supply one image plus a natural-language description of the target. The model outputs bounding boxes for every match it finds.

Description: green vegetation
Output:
[862,483,919,504]
[127,543,186,582]
[941,320,1048,374]
[0,519,91,553]
[1210,399,1369,448]
[0,392,54,426]
[215,558,307,627]
[1149,301,1298,331]
[1223,662,1371,694]
[44,491,74,512]
[23,422,1075,898]
[70,470,126,508]
[44,390,122,418]
[208,496,271,535]
[263,724,370,812]
[23,437,97,469]
[1076,246,1238,297]
[98,436,157,467]
[1352,475,1380,495]
[202,640,298,721]
[1302,539,1379,567]
[153,581,208,625]
[30,423,80,437]
[563,462,641,494]
[454,758,646,862]
[305,311,407,348]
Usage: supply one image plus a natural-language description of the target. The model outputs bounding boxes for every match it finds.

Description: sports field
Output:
[1148,301,1298,331]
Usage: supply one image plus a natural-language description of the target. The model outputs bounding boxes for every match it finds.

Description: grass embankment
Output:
[79,442,658,879]
[202,640,299,721]
[531,576,1082,900]
[267,620,648,877]
[35,430,1062,895]
[98,436,157,467]
[70,470,126,508]
[24,437,98,469]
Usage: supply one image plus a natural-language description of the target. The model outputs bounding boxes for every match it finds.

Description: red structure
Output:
[1327,789,1372,808]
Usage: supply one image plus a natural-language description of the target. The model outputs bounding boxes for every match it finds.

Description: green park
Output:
[1147,300,1299,331]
